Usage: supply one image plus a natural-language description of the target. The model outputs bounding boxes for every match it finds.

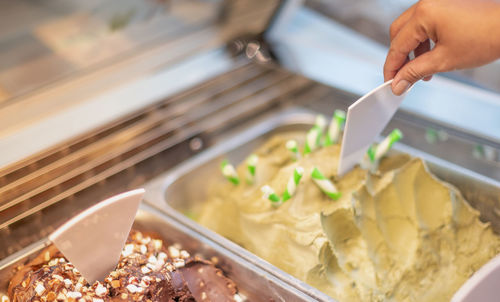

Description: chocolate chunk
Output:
[179,259,237,302]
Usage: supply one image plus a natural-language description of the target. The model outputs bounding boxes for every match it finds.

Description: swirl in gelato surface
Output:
[197,132,500,301]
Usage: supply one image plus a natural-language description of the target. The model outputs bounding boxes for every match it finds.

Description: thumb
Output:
[392,47,446,95]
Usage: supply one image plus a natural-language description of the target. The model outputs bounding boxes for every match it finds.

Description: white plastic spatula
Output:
[337,80,410,176]
[49,188,144,284]
[452,254,500,302]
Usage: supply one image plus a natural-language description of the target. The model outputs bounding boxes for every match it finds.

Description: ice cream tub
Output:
[0,204,316,302]
[143,109,500,301]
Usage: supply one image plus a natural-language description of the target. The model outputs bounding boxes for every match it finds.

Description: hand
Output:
[384,0,500,95]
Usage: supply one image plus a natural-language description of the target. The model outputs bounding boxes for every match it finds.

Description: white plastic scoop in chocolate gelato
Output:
[48,189,144,283]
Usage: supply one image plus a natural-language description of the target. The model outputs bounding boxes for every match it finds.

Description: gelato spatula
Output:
[452,254,500,302]
[337,80,410,176]
[48,188,144,284]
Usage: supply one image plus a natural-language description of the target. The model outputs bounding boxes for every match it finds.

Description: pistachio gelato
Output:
[197,132,500,301]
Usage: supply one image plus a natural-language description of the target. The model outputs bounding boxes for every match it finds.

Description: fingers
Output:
[414,35,433,83]
[415,40,432,82]
[392,47,445,95]
[384,19,428,81]
[389,3,417,40]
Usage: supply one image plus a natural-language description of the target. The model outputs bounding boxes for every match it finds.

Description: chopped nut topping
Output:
[165,263,174,272]
[147,255,157,264]
[46,292,56,302]
[66,291,82,299]
[128,276,139,285]
[152,240,162,251]
[157,252,167,261]
[139,277,151,288]
[63,279,72,288]
[52,274,64,282]
[179,250,190,259]
[95,283,107,297]
[48,258,59,266]
[64,264,74,271]
[35,282,46,296]
[126,284,139,293]
[111,280,121,288]
[173,259,185,268]
[145,263,156,271]
[154,259,165,271]
[168,246,180,258]
[122,244,134,257]
[56,293,66,301]
[140,236,151,245]
[117,268,127,276]
[10,230,240,302]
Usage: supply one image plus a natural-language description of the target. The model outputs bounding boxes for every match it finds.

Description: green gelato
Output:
[197,132,500,301]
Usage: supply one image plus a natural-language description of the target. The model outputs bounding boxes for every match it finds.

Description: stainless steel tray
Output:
[0,204,315,302]
[143,109,500,301]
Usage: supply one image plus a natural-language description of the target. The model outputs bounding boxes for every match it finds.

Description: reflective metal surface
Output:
[0,0,221,104]
[0,0,284,105]
[0,205,316,301]
[0,0,280,161]
[143,109,500,301]
[0,62,317,260]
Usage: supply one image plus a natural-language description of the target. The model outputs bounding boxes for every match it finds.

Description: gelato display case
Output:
[1,0,500,301]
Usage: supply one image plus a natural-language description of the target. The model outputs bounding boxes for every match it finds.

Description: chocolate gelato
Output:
[8,230,239,302]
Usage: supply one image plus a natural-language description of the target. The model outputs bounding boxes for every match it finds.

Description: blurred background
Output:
[2,0,499,105]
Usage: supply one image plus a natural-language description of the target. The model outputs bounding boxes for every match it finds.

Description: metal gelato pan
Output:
[143,109,500,301]
[0,204,315,302]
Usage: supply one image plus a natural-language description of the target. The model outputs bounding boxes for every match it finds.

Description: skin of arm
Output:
[384,0,500,95]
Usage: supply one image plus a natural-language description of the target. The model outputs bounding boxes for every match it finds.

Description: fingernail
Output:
[393,80,410,95]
